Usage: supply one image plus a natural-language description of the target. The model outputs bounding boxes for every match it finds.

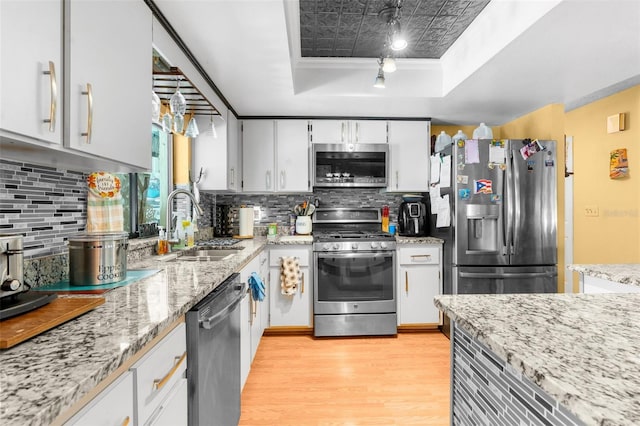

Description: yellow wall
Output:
[566,85,640,266]
[499,104,566,292]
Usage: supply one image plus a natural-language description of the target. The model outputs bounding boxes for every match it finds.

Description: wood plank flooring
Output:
[240,332,451,425]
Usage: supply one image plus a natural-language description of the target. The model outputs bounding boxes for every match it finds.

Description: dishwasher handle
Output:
[201,282,246,330]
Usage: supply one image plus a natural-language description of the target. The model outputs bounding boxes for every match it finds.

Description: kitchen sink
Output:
[159,248,241,262]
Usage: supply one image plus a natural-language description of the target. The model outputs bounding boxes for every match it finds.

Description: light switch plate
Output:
[607,113,625,133]
[584,205,599,217]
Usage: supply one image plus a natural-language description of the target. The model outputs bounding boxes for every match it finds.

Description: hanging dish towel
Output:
[86,172,124,232]
[248,272,265,302]
[280,256,301,296]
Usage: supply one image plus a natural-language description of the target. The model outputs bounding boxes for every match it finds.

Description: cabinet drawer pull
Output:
[81,83,93,144]
[405,270,409,293]
[42,61,57,132]
[121,416,130,426]
[301,273,305,294]
[152,351,186,391]
[410,254,431,261]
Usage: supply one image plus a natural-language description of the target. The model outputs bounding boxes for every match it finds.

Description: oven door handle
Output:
[316,252,394,260]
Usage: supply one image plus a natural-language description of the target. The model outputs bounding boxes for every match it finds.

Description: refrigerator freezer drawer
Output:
[453,265,557,294]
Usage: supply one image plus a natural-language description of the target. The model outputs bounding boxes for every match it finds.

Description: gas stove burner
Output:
[196,238,240,247]
[314,231,395,242]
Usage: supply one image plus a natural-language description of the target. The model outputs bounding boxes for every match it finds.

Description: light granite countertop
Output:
[0,238,268,426]
[395,235,443,244]
[434,293,640,426]
[567,264,640,287]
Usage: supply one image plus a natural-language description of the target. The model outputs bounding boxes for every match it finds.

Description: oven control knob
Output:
[323,243,332,251]
[332,243,340,251]
[380,242,388,249]
[1,278,21,292]
[370,241,380,249]
[351,242,358,250]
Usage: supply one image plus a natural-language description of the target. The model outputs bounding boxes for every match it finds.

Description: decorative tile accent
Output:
[452,325,584,426]
[0,159,87,259]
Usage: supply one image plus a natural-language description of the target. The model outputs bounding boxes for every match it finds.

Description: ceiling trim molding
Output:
[144,0,238,118]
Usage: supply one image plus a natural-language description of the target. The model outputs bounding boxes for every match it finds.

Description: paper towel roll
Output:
[238,207,254,237]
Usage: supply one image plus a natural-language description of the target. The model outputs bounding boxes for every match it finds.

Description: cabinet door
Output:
[0,0,62,144]
[276,120,310,192]
[351,120,387,143]
[66,371,134,426]
[398,265,441,324]
[66,0,151,169]
[147,378,188,426]
[242,120,275,192]
[310,120,347,143]
[227,112,240,192]
[388,121,430,192]
[192,115,229,191]
[269,248,312,327]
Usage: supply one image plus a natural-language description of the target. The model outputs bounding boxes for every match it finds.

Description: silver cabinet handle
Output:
[405,270,409,293]
[266,170,271,189]
[230,168,235,186]
[341,122,345,143]
[410,254,431,260]
[355,122,360,143]
[81,83,93,143]
[280,170,286,189]
[42,61,57,132]
[396,170,399,189]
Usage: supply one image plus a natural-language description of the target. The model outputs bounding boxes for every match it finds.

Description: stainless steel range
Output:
[312,208,397,337]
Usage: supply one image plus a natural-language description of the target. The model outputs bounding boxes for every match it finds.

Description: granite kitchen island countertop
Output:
[0,238,268,426]
[567,263,640,287]
[434,292,640,425]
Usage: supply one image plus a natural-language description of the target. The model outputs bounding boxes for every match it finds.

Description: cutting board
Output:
[32,269,160,295]
[0,297,105,349]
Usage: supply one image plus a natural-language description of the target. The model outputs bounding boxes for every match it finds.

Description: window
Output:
[117,124,172,237]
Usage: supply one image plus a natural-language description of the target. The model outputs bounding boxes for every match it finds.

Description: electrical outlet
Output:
[584,205,599,217]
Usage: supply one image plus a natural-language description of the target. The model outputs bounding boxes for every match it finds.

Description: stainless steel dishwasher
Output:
[186,273,246,426]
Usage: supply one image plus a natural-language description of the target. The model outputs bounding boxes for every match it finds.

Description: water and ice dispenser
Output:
[465,204,499,253]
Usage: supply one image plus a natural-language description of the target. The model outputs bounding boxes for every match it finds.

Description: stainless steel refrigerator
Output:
[431,139,558,334]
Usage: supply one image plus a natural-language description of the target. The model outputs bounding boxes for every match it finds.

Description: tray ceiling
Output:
[300,0,490,58]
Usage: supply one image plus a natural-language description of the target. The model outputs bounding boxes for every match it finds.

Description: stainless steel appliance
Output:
[0,234,56,319]
[398,201,428,236]
[186,273,246,426]
[430,140,557,337]
[312,208,396,337]
[312,143,388,188]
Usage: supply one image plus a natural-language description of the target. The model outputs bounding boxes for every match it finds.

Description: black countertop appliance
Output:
[398,201,428,236]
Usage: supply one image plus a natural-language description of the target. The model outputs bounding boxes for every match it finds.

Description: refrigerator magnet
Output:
[456,175,469,184]
[488,162,495,170]
[545,159,554,167]
[458,163,465,170]
[457,140,465,147]
[499,163,507,171]
[458,188,471,199]
[490,194,502,202]
[474,179,493,194]
[527,160,535,171]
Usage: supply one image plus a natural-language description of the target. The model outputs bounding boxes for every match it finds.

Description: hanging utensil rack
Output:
[153,67,220,117]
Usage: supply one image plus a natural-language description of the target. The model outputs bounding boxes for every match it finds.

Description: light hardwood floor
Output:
[240,332,451,425]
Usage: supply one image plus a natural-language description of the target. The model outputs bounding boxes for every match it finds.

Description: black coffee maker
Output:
[398,201,428,236]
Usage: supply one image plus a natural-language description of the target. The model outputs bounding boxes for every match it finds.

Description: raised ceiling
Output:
[300,0,490,58]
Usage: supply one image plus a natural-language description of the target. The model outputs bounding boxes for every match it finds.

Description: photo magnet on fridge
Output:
[458,188,471,199]
[456,175,469,184]
[490,194,502,202]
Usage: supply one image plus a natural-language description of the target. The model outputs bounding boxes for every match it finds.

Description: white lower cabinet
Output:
[66,371,134,426]
[397,244,443,326]
[239,251,270,389]
[268,246,313,328]
[131,323,187,426]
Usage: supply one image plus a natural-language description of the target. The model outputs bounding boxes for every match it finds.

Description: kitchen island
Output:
[0,238,268,426]
[568,264,640,293]
[434,292,640,426]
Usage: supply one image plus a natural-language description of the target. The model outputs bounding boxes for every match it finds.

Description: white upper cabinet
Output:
[275,120,310,192]
[1,0,62,144]
[242,120,310,193]
[387,121,431,192]
[65,0,152,170]
[242,120,275,192]
[311,120,387,144]
[227,113,241,192]
[192,113,235,192]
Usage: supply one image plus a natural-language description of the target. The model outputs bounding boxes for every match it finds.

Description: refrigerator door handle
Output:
[512,148,521,256]
[460,272,558,279]
[502,165,509,255]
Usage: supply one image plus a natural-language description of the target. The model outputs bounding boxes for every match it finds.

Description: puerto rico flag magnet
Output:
[474,179,493,194]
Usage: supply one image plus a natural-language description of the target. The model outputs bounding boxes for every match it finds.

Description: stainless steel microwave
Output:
[312,143,388,188]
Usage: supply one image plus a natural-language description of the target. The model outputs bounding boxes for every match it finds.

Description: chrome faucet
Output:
[165,188,205,243]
